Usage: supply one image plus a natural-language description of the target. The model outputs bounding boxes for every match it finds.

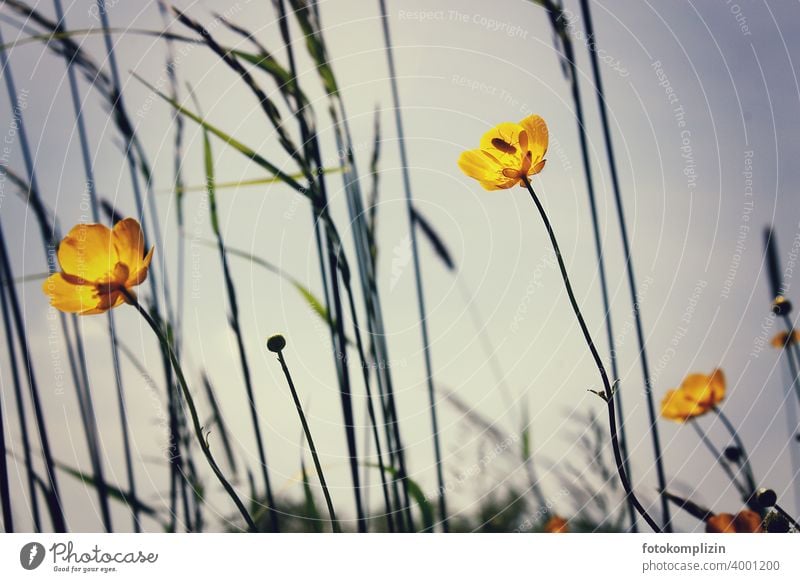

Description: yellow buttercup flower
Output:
[458,115,548,190]
[43,218,153,315]
[705,510,762,533]
[660,369,726,422]
[771,330,800,349]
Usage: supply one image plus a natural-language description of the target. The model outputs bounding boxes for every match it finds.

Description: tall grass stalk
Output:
[53,0,137,532]
[190,87,280,531]
[522,176,660,532]
[94,0,190,529]
[535,0,639,531]
[378,0,447,531]
[285,0,413,528]
[0,252,41,531]
[577,0,669,530]
[172,8,368,529]
[0,224,66,531]
[0,394,10,531]
[96,1,175,325]
[763,227,800,509]
[119,288,255,531]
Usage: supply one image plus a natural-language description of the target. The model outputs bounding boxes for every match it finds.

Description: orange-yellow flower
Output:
[771,330,800,349]
[458,115,548,190]
[660,369,726,422]
[42,218,153,315]
[706,510,762,533]
[543,515,569,533]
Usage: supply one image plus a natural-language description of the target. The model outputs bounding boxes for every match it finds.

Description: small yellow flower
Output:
[771,330,800,349]
[543,515,568,533]
[42,218,153,315]
[458,115,548,190]
[660,369,726,422]
[705,510,762,533]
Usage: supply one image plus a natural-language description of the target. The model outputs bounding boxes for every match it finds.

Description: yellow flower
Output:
[660,369,726,422]
[543,515,568,533]
[705,510,762,533]
[42,218,153,315]
[771,330,800,349]
[458,115,548,190]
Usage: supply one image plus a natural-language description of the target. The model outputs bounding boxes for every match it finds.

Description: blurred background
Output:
[1,0,799,532]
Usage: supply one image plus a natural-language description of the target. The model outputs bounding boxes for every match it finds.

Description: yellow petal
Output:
[706,513,736,533]
[479,122,527,176]
[660,389,692,421]
[458,149,503,183]
[42,273,102,315]
[112,218,147,274]
[519,115,549,166]
[708,368,726,406]
[57,223,115,283]
[126,246,154,287]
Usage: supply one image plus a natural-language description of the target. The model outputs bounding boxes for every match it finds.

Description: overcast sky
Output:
[2,0,800,532]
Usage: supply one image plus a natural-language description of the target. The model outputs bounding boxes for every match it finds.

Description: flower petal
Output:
[479,122,526,172]
[42,273,102,315]
[519,115,549,165]
[458,149,502,183]
[126,246,154,287]
[57,223,115,283]
[733,510,762,533]
[706,513,737,533]
[112,218,147,275]
[708,368,726,405]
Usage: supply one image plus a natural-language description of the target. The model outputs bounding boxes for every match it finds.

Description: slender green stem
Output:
[577,0,657,532]
[271,345,340,533]
[713,408,757,495]
[378,0,447,531]
[521,177,661,532]
[689,420,748,498]
[121,288,255,531]
[779,315,800,405]
[343,283,396,532]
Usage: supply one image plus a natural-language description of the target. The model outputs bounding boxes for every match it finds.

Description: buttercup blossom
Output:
[457,115,548,190]
[42,218,153,315]
[660,369,726,422]
[705,510,762,533]
[771,330,800,349]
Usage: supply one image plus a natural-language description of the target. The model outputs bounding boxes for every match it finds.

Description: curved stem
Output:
[121,288,255,531]
[689,420,748,498]
[521,177,661,532]
[273,348,340,533]
[713,408,757,494]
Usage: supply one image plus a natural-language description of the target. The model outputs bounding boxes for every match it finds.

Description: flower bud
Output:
[772,296,792,316]
[756,488,777,509]
[723,446,742,463]
[267,334,287,353]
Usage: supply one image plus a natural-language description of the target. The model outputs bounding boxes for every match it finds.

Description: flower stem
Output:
[689,420,748,498]
[713,408,757,495]
[271,345,341,533]
[121,288,256,531]
[521,176,661,532]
